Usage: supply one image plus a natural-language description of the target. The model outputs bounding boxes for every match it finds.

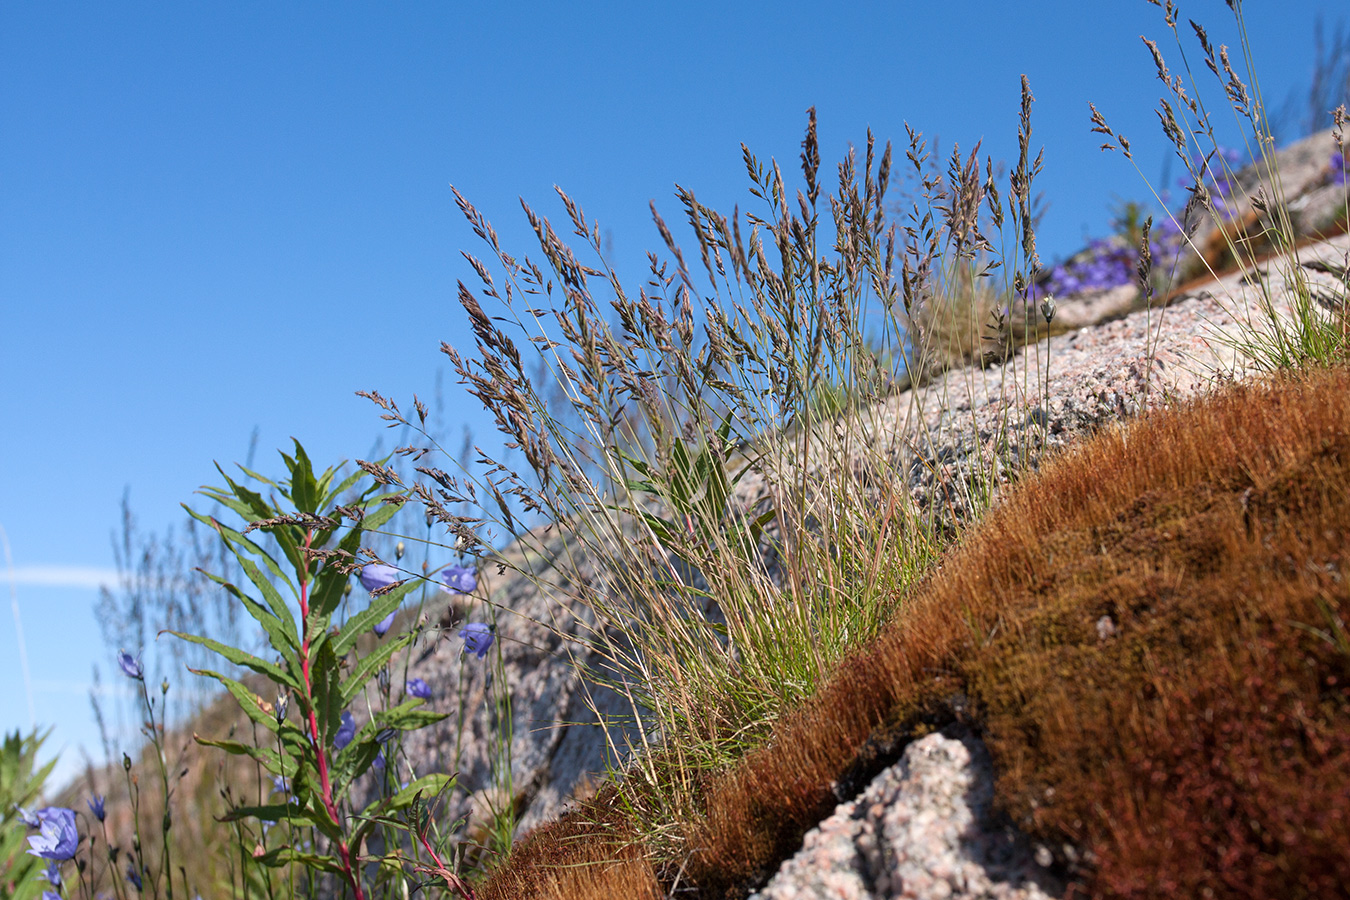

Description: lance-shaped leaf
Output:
[182,660,297,723]
[338,631,416,707]
[329,577,420,658]
[252,846,348,875]
[173,633,297,687]
[309,640,344,751]
[330,736,384,799]
[376,698,449,733]
[350,773,457,852]
[197,572,299,669]
[192,735,283,768]
[283,440,320,515]
[184,502,292,588]
[220,801,341,844]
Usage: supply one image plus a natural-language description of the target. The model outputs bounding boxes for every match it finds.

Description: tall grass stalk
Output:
[1092,0,1350,380]
[369,86,1055,862]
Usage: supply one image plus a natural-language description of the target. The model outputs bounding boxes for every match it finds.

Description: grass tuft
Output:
[478,360,1350,898]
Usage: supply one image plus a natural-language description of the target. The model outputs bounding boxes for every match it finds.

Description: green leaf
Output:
[193,736,281,769]
[338,631,416,706]
[238,558,296,624]
[219,802,299,823]
[320,465,364,510]
[220,465,305,574]
[226,794,342,842]
[252,846,347,874]
[185,503,292,587]
[311,640,344,752]
[330,737,383,798]
[289,439,319,515]
[330,577,420,658]
[220,799,341,842]
[307,497,406,624]
[351,772,456,851]
[378,703,448,733]
[187,668,283,733]
[636,509,680,549]
[202,575,299,669]
[170,634,297,690]
[219,465,279,522]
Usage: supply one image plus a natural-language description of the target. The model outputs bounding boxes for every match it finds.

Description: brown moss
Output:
[446,364,1350,899]
[476,788,662,900]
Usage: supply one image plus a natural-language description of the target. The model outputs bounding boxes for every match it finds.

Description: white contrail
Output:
[1,524,35,729]
[9,565,121,589]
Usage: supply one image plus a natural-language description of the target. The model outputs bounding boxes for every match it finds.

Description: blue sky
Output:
[2,1,1346,791]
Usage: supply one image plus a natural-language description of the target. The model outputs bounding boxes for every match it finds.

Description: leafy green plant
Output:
[0,728,57,900]
[171,441,459,899]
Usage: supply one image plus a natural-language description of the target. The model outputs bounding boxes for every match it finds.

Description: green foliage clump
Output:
[0,729,57,900]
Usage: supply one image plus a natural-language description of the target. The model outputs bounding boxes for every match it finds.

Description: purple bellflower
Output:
[117,650,143,680]
[459,622,495,659]
[26,807,78,860]
[333,711,356,750]
[41,860,62,887]
[373,610,397,637]
[1332,150,1348,186]
[406,678,432,700]
[439,565,477,594]
[17,806,40,828]
[88,795,105,822]
[358,563,401,593]
[42,892,62,900]
[127,863,143,890]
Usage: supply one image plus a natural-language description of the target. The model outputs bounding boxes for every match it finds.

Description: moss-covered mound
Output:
[485,363,1350,899]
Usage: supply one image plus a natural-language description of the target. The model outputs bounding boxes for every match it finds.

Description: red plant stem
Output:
[297,528,366,900]
[416,828,477,899]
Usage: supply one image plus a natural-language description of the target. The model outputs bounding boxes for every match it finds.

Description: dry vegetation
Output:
[478,360,1350,899]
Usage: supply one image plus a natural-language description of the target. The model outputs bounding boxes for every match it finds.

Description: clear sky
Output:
[3,1,1346,791]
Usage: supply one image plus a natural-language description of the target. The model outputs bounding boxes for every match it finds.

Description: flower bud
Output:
[1040,295,1057,324]
[396,541,406,561]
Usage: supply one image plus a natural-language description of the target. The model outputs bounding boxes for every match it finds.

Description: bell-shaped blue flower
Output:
[333,711,356,750]
[118,650,143,680]
[88,795,105,822]
[439,565,477,594]
[358,564,401,593]
[406,678,432,700]
[26,807,78,860]
[373,610,397,637]
[459,623,495,659]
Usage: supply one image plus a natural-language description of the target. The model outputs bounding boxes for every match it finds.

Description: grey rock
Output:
[750,729,1063,900]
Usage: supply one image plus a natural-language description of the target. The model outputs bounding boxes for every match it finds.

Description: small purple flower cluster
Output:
[1034,216,1184,300]
[1032,146,1247,303]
